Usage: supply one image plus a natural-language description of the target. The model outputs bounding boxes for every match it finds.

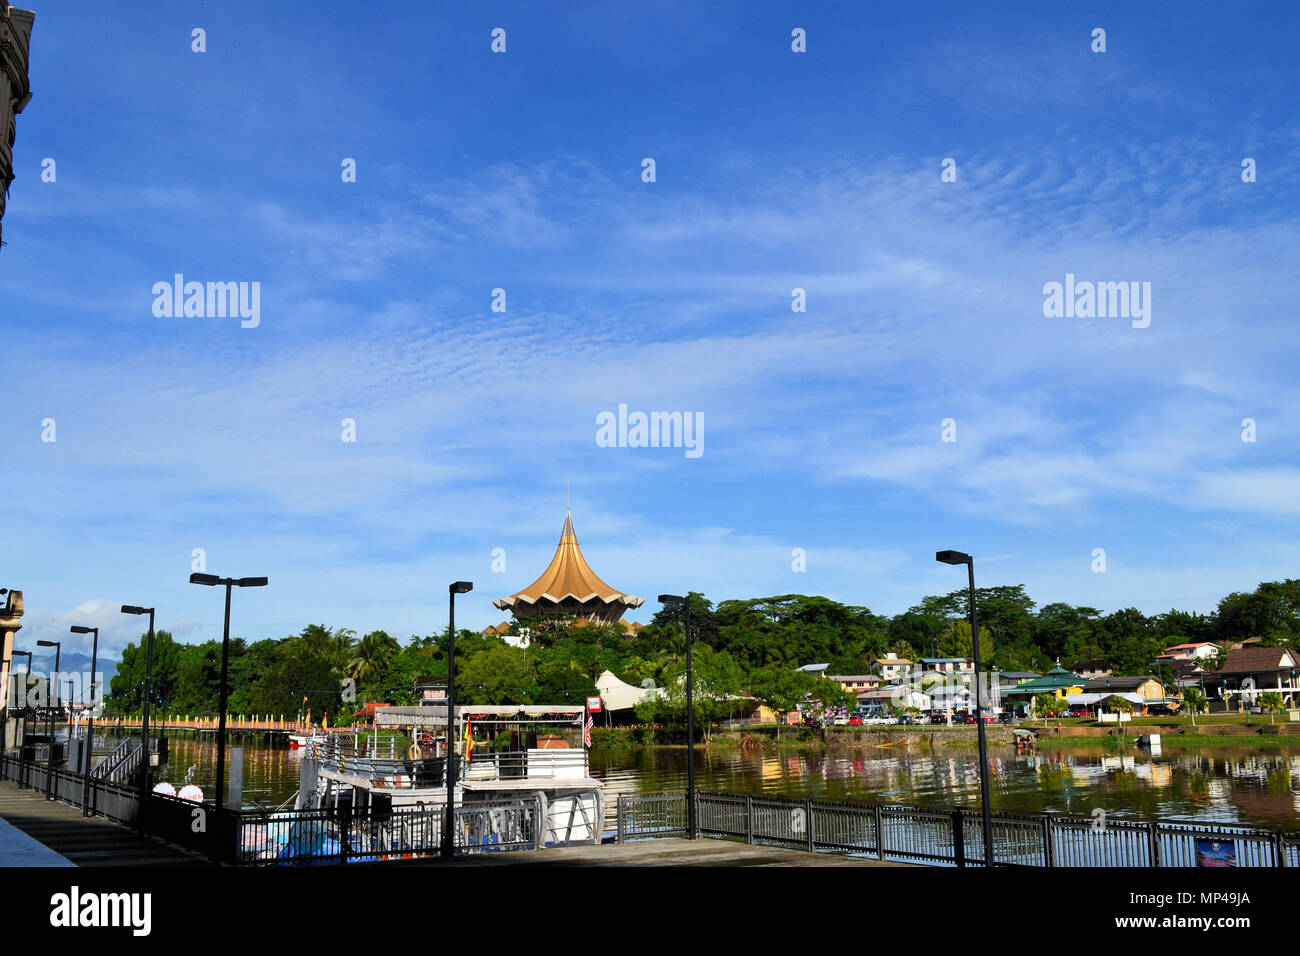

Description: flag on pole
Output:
[584,713,593,748]
[464,717,474,764]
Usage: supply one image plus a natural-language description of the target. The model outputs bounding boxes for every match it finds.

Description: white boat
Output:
[295,704,602,853]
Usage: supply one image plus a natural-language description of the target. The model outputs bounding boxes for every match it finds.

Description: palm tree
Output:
[1258,692,1285,724]
[1106,695,1134,731]
[1181,687,1207,727]
[347,630,400,690]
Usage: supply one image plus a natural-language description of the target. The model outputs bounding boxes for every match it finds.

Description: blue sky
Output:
[3,0,1299,663]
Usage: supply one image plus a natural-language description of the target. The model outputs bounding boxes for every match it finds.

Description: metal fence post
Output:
[617,795,625,844]
[1275,832,1287,867]
[806,799,815,853]
[874,804,885,861]
[1148,822,1162,867]
[952,809,966,868]
[535,794,544,850]
[1042,816,1054,867]
[746,795,754,845]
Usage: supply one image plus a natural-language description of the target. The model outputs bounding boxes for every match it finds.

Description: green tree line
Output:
[103,579,1300,726]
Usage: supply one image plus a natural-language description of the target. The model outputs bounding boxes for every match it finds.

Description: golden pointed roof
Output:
[493,512,644,615]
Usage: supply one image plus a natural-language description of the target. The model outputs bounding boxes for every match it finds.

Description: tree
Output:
[748,665,815,738]
[656,647,746,740]
[347,630,401,695]
[940,619,992,663]
[1105,695,1134,726]
[457,645,535,705]
[1257,692,1286,724]
[1032,693,1059,725]
[811,677,856,715]
[1180,687,1207,726]
[108,630,181,712]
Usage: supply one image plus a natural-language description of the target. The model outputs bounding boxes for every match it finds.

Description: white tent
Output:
[596,670,664,712]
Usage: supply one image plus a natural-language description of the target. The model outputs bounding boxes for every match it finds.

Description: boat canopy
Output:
[374,705,586,728]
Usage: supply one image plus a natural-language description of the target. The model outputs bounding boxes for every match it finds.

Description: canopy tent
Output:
[596,670,663,712]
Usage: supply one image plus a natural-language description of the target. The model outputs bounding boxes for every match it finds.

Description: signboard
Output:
[586,696,601,713]
[1195,839,1236,868]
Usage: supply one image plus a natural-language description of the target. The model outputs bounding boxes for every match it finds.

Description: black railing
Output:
[0,754,140,825]
[617,790,1300,867]
[3,752,544,865]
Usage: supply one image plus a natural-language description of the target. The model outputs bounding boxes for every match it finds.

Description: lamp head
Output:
[449,581,473,594]
[236,577,268,588]
[36,640,58,648]
[935,550,972,566]
[121,605,150,615]
[189,573,220,586]
[658,594,685,605]
[70,626,95,635]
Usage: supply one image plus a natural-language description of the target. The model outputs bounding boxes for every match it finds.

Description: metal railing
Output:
[0,754,140,825]
[2,750,546,865]
[228,795,545,865]
[617,790,1300,867]
[90,737,143,784]
[309,737,445,789]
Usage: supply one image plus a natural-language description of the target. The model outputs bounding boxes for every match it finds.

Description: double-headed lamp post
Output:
[443,581,473,859]
[936,550,994,868]
[35,640,60,799]
[69,626,99,815]
[121,605,156,817]
[658,593,695,839]
[190,573,267,814]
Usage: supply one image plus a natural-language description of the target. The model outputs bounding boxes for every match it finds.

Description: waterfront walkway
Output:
[0,781,205,867]
[408,839,909,867]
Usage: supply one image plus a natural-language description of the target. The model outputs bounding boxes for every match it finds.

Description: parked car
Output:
[961,714,977,724]
[928,711,948,724]
[896,714,917,726]
[833,715,849,726]
[998,711,1018,724]
[848,716,863,726]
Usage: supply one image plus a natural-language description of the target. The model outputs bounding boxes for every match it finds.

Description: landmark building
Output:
[0,5,35,249]
[493,512,644,626]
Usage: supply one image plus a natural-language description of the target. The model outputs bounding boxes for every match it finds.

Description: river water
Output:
[146,735,1300,831]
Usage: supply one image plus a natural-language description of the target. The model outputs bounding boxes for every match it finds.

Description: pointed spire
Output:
[494,511,644,622]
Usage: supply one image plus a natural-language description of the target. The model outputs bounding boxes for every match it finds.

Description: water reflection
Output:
[146,734,1300,829]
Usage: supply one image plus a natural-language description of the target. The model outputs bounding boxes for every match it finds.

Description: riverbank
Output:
[590,720,1300,753]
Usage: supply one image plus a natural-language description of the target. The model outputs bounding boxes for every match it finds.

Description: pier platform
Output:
[406,838,911,867]
[0,780,206,867]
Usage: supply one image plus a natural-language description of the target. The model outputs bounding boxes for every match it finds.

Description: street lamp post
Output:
[121,605,155,821]
[443,581,473,859]
[36,640,60,799]
[11,649,32,788]
[69,626,98,815]
[658,594,695,839]
[936,550,994,868]
[190,573,267,815]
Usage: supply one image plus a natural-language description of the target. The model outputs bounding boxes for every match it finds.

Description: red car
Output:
[848,716,863,726]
